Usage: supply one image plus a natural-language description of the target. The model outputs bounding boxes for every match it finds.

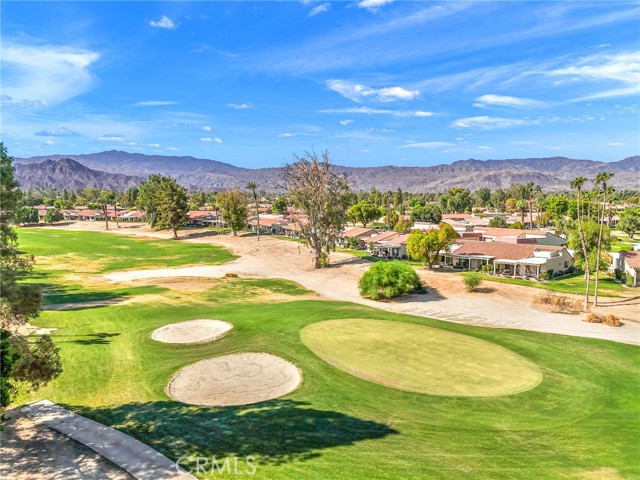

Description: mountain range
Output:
[14,151,640,192]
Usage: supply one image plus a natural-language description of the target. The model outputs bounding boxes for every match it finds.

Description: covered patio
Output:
[492,257,547,279]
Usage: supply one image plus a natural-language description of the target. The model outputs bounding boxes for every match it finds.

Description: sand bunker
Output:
[151,320,233,344]
[167,352,302,406]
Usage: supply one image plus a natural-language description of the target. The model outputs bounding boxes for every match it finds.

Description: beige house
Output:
[442,241,574,279]
[609,251,640,287]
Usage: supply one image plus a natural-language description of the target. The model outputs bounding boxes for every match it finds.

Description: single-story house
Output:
[337,227,377,248]
[118,211,147,222]
[187,211,221,226]
[442,241,574,279]
[473,227,567,246]
[363,232,410,259]
[247,215,288,235]
[609,251,640,287]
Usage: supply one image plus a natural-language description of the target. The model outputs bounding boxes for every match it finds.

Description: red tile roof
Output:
[452,241,564,261]
[621,251,640,270]
[341,227,376,238]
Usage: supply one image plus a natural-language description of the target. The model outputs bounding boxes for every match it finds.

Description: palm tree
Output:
[246,182,260,241]
[571,177,591,310]
[593,172,614,307]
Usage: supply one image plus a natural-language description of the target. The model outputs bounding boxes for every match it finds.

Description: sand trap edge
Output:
[166,352,303,407]
[151,319,234,345]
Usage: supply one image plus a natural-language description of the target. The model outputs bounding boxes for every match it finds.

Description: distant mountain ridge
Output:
[14,151,640,192]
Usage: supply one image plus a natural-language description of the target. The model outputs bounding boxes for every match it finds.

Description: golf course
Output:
[14,228,640,479]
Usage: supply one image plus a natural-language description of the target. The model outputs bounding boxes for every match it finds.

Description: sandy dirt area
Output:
[167,352,302,406]
[46,222,640,345]
[151,319,233,344]
[0,409,132,480]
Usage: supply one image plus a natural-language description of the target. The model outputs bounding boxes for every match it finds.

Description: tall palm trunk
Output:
[593,174,613,307]
[576,187,590,310]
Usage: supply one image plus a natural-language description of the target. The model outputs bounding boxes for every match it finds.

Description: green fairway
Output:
[300,319,542,397]
[14,228,640,479]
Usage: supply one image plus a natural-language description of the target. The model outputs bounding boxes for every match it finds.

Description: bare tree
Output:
[281,151,351,269]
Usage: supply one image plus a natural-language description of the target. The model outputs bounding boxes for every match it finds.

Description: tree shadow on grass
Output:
[71,400,398,467]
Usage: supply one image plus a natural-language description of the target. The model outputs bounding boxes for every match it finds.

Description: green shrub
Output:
[626,273,635,287]
[346,237,361,249]
[539,272,550,281]
[463,272,482,292]
[547,269,554,278]
[358,261,422,300]
[614,268,622,281]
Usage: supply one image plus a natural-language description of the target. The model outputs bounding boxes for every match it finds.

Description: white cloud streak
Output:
[400,141,454,148]
[35,127,80,137]
[319,106,432,117]
[1,40,100,105]
[309,3,331,17]
[474,94,547,108]
[135,100,179,106]
[227,103,253,109]
[327,80,419,103]
[451,116,538,129]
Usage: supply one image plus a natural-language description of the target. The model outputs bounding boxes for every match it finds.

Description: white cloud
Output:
[165,147,180,151]
[97,134,125,142]
[474,94,547,108]
[202,125,212,132]
[339,119,354,126]
[147,143,161,147]
[200,137,223,143]
[477,145,491,150]
[278,132,296,137]
[320,106,432,117]
[135,100,179,106]
[451,116,537,129]
[43,140,55,146]
[326,80,419,103]
[400,141,454,149]
[511,140,539,145]
[35,127,80,137]
[551,51,640,101]
[1,40,100,105]
[227,103,253,109]
[309,2,331,16]
[149,16,178,30]
[608,142,625,146]
[357,0,395,11]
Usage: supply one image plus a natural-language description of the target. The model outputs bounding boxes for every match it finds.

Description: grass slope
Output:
[14,228,640,479]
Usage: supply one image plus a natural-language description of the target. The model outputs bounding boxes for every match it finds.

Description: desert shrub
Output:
[224,272,239,278]
[358,261,422,300]
[463,272,482,292]
[603,314,622,327]
[532,292,583,314]
[626,273,635,287]
[585,313,604,323]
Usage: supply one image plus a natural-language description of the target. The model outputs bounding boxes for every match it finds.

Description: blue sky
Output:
[2,1,639,168]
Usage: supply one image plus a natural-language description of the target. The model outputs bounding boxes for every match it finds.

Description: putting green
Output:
[301,319,543,397]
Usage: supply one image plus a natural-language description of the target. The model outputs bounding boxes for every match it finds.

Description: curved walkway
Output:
[21,401,195,480]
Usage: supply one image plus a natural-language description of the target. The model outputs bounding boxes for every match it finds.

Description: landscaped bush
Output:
[614,268,622,281]
[539,272,550,281]
[547,269,554,278]
[462,272,482,292]
[224,272,239,278]
[358,261,422,300]
[346,237,361,249]
[626,273,635,287]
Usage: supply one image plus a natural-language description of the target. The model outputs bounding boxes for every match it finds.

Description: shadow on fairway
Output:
[72,400,398,466]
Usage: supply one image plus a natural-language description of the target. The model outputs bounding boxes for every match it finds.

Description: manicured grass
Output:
[300,318,542,396]
[475,271,630,297]
[18,228,237,273]
[15,229,640,479]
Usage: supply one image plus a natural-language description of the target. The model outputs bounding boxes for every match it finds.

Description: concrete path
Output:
[21,400,195,480]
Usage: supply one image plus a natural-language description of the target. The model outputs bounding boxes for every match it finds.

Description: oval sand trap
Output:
[168,352,302,406]
[152,319,233,344]
[301,319,543,397]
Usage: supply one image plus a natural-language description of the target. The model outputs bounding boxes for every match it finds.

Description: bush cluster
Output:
[584,313,622,327]
[358,261,422,300]
[463,272,482,292]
